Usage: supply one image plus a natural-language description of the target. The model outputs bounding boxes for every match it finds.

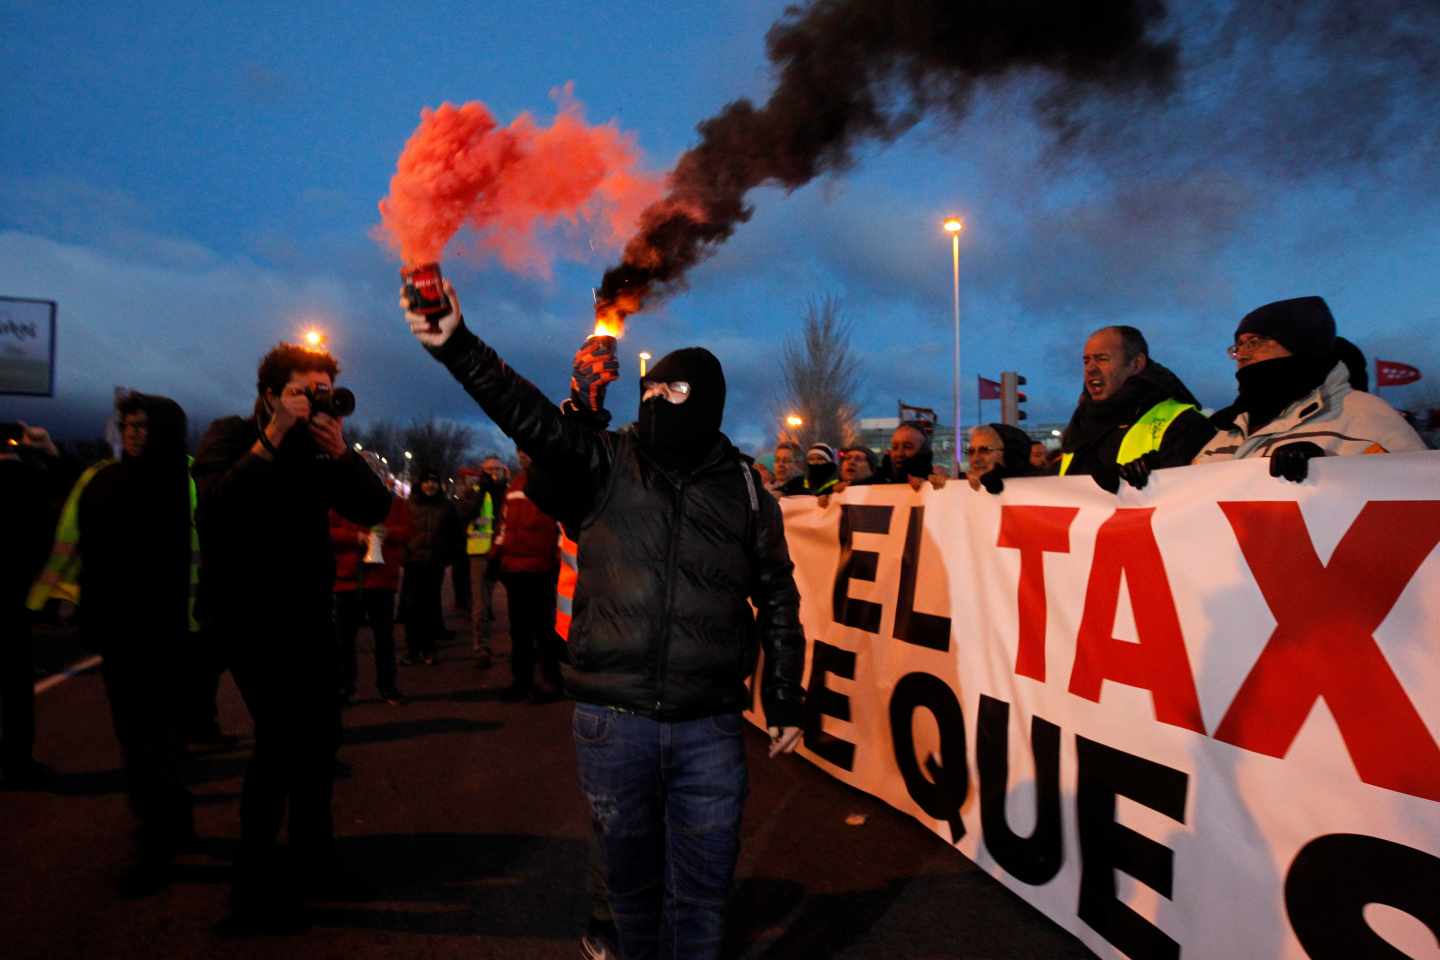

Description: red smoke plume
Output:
[377,87,663,278]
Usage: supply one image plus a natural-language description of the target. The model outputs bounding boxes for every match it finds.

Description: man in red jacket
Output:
[494,448,561,702]
[330,491,413,705]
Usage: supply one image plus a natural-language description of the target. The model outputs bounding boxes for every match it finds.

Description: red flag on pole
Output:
[978,376,1002,399]
[1376,360,1422,387]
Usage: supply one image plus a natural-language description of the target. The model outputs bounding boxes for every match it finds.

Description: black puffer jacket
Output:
[430,324,806,727]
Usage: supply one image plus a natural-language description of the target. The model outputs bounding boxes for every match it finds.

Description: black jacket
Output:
[193,413,390,631]
[1059,361,1215,477]
[430,324,806,727]
[406,491,461,566]
[79,397,192,645]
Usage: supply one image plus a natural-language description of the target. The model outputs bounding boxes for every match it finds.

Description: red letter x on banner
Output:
[1216,501,1440,802]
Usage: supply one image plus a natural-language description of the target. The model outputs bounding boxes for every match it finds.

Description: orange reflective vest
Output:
[554,530,578,641]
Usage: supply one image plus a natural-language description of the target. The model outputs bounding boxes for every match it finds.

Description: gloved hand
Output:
[1090,460,1121,494]
[1269,442,1325,483]
[1117,455,1154,490]
[979,466,1008,495]
[571,336,620,413]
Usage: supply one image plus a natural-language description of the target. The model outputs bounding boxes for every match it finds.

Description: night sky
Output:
[3,0,1437,455]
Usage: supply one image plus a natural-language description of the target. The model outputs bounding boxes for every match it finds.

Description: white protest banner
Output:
[753,452,1440,960]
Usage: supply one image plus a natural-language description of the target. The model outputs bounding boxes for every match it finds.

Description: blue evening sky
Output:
[3,0,1437,454]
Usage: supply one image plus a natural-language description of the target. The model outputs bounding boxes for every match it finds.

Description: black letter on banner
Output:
[889,672,968,843]
[1075,736,1188,960]
[803,640,857,771]
[1285,833,1440,959]
[894,506,951,651]
[976,694,1062,885]
[833,505,892,634]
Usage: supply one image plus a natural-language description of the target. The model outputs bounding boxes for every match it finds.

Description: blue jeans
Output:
[573,704,748,960]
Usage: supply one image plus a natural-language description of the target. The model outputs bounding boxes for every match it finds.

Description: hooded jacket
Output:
[1059,360,1214,476]
[405,484,461,567]
[1195,361,1426,462]
[427,323,806,727]
[74,395,194,645]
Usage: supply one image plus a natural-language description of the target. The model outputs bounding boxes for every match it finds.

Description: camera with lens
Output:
[304,386,356,418]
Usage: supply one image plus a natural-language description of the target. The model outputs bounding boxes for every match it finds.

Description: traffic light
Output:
[1000,371,1027,425]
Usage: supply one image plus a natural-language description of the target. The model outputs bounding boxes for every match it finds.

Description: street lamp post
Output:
[638,351,651,378]
[943,216,964,475]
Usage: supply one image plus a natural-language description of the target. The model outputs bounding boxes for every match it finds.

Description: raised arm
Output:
[404,283,610,481]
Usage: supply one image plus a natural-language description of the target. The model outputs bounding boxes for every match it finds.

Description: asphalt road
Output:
[3,586,1092,960]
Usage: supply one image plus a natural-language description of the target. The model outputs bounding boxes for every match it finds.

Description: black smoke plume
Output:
[596,0,1178,321]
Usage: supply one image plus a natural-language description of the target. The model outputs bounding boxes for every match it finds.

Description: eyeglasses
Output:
[1227,335,1274,359]
[641,380,691,404]
[965,445,999,457]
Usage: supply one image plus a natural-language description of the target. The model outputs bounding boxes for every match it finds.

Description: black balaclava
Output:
[638,347,726,471]
[805,443,837,490]
[1229,296,1338,432]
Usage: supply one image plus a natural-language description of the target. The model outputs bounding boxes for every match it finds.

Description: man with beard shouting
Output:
[404,284,805,960]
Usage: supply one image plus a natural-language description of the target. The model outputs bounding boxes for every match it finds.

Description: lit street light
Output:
[303,328,325,348]
[785,414,803,428]
[638,351,652,378]
[354,442,363,451]
[942,215,964,476]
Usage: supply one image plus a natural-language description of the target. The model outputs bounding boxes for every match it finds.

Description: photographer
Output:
[193,342,389,933]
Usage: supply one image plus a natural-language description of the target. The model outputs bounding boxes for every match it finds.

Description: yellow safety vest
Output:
[466,491,495,556]
[1059,398,1195,476]
[27,458,202,632]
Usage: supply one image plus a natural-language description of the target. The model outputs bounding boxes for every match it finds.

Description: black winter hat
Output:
[1234,296,1336,360]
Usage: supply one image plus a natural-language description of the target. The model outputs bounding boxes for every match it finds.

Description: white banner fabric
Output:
[755,452,1440,960]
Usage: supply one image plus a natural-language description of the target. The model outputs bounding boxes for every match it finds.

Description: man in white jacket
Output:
[1195,296,1425,480]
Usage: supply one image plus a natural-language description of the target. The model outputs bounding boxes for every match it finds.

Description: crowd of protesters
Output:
[0,290,1430,956]
[771,295,1426,502]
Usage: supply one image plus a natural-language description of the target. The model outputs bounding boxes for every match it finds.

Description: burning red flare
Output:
[377,87,663,277]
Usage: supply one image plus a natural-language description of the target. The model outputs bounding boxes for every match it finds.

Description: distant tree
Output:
[401,419,477,481]
[777,295,862,449]
[348,418,477,481]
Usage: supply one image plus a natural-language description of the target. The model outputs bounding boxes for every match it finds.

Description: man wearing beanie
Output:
[778,441,839,497]
[404,285,805,960]
[1195,296,1424,479]
[1058,325,1215,491]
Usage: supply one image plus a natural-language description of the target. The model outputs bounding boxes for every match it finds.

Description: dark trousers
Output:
[184,630,228,739]
[228,624,341,903]
[573,705,748,960]
[100,638,193,860]
[0,607,37,772]
[335,588,398,697]
[451,558,471,612]
[400,563,445,659]
[499,570,558,692]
